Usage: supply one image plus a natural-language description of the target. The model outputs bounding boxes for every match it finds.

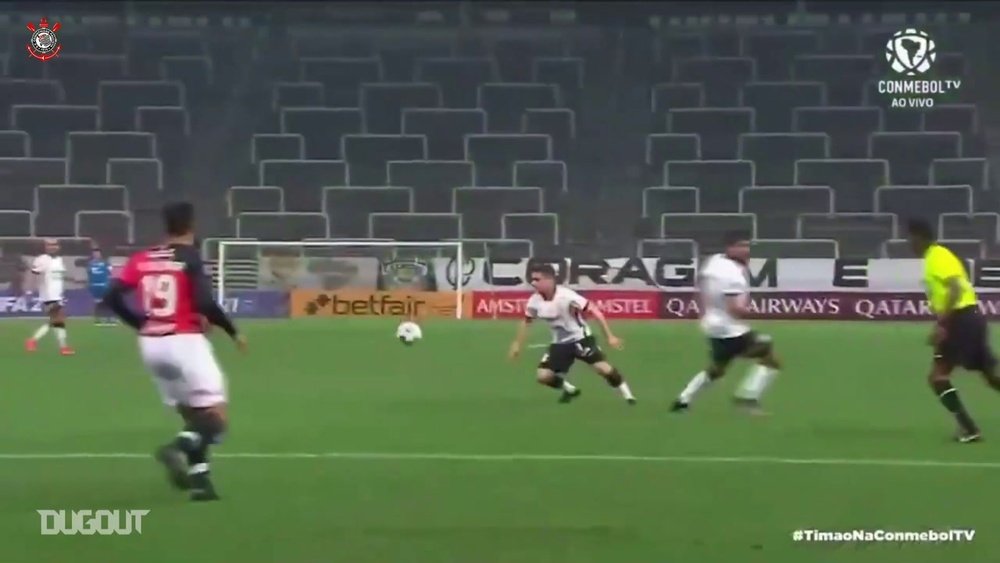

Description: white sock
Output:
[32,324,49,341]
[736,365,777,401]
[617,382,635,400]
[561,380,577,393]
[55,328,67,347]
[678,371,711,404]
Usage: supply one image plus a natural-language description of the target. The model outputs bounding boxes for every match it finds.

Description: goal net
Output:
[210,239,466,320]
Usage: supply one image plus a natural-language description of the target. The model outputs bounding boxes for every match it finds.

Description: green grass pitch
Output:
[2,318,1000,562]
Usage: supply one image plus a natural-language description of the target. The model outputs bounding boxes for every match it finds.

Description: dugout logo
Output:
[26,18,62,61]
[876,28,960,109]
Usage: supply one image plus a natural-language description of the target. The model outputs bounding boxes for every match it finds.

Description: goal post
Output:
[214,239,465,320]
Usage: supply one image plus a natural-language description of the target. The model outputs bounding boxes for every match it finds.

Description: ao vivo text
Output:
[470,291,1000,320]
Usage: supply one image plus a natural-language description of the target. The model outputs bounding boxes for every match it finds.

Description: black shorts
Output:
[936,307,996,372]
[43,300,64,313]
[539,335,606,374]
[709,331,770,366]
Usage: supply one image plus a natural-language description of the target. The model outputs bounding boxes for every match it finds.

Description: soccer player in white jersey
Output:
[671,231,781,414]
[25,238,74,355]
[508,264,636,404]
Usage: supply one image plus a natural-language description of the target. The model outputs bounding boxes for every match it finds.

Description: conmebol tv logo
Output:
[885,28,936,76]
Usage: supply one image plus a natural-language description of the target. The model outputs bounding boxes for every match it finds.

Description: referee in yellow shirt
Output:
[908,219,999,443]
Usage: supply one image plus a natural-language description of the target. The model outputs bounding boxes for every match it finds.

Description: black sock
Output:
[543,376,565,390]
[931,380,979,434]
[175,430,209,469]
[605,368,624,388]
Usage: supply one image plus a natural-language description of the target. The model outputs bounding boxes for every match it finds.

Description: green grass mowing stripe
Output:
[2,451,1000,468]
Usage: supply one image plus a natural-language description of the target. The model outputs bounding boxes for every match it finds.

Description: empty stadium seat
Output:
[343,135,427,186]
[794,107,882,159]
[661,213,757,254]
[453,187,544,239]
[871,132,962,185]
[794,159,889,212]
[106,158,163,205]
[751,239,839,258]
[797,213,897,258]
[667,108,754,160]
[135,106,190,164]
[258,160,349,211]
[673,57,756,106]
[663,160,754,212]
[939,213,1000,244]
[739,133,829,185]
[236,212,330,240]
[739,186,834,238]
[45,55,127,104]
[160,55,213,104]
[68,132,156,184]
[369,212,462,241]
[646,134,702,171]
[478,83,560,132]
[361,83,442,134]
[76,210,134,245]
[883,238,983,259]
[465,134,552,185]
[402,109,486,160]
[386,160,474,212]
[272,82,325,110]
[636,238,698,259]
[415,58,499,107]
[281,108,364,160]
[0,158,67,210]
[299,57,383,106]
[532,57,584,105]
[651,83,705,117]
[99,81,185,131]
[251,134,305,164]
[874,185,973,226]
[0,131,29,157]
[740,82,825,132]
[522,108,575,160]
[502,212,559,250]
[0,79,65,129]
[323,187,412,239]
[513,160,568,204]
[931,158,990,193]
[740,31,820,80]
[11,105,99,157]
[228,186,285,216]
[0,210,33,237]
[642,187,700,217]
[792,55,877,106]
[34,184,128,237]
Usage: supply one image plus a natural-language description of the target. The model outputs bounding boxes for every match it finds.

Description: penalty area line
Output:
[0,452,999,469]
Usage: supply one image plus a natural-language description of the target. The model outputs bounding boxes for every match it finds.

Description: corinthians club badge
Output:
[26,18,62,61]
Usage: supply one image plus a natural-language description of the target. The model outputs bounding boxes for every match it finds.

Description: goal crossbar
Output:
[216,239,465,319]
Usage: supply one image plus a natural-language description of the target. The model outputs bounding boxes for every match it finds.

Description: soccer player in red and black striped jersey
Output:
[103,202,247,501]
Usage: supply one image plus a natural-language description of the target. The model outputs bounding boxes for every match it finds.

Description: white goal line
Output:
[1,451,999,469]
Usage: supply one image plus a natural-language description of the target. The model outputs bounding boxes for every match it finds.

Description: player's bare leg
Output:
[52,306,73,355]
[591,361,636,405]
[166,403,227,501]
[672,363,725,412]
[734,340,781,415]
[929,364,980,443]
[536,368,580,403]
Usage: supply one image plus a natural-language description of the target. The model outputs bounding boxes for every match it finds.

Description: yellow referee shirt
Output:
[923,244,977,315]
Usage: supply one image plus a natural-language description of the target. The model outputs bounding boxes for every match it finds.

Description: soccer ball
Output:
[396,321,423,345]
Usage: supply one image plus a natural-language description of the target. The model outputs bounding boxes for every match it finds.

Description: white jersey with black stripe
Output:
[699,253,751,339]
[525,286,593,344]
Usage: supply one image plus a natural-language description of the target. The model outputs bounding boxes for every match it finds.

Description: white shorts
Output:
[139,334,227,408]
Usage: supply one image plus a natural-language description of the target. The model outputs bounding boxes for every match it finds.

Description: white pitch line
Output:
[1,451,1000,469]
